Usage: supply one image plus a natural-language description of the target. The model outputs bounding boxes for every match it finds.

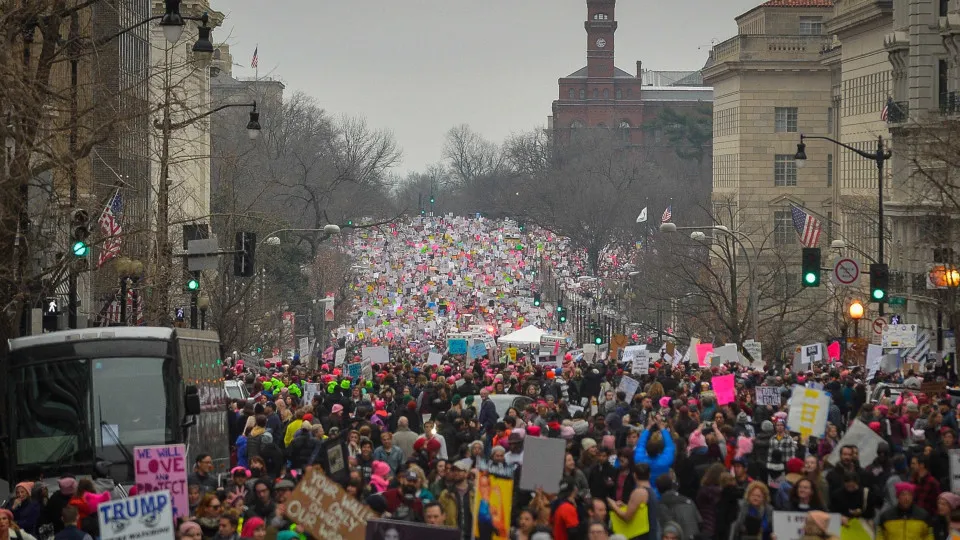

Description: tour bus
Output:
[0,327,231,496]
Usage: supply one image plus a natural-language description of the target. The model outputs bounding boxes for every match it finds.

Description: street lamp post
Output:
[849,300,865,337]
[660,222,759,342]
[795,134,892,314]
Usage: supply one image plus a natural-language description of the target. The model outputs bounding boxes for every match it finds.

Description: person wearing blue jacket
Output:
[633,416,676,498]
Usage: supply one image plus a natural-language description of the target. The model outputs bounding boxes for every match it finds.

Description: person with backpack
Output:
[654,474,701,540]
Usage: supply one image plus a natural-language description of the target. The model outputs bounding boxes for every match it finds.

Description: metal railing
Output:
[940,91,959,114]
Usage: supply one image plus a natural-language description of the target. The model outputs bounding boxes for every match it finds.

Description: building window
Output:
[603,88,609,99]
[827,154,833,187]
[593,13,609,20]
[571,120,585,129]
[827,107,834,134]
[774,211,796,245]
[799,17,823,35]
[942,0,950,16]
[593,88,599,99]
[616,88,622,99]
[939,59,949,111]
[619,120,631,142]
[568,88,575,99]
[579,89,586,99]
[774,155,797,186]
[775,107,798,133]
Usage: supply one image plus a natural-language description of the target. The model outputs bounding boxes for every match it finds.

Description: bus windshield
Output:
[11,356,178,472]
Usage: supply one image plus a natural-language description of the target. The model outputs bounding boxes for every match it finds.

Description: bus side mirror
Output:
[185,385,201,416]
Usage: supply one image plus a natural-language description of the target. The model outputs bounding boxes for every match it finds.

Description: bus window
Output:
[12,360,92,466]
[92,356,177,448]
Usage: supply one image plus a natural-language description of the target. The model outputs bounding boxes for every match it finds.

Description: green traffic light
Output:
[347,220,353,226]
[804,272,817,284]
[594,337,602,345]
[556,306,562,312]
[187,279,200,291]
[872,288,885,300]
[71,241,89,257]
[430,197,435,204]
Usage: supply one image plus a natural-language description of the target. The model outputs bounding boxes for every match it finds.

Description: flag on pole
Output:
[881,96,891,121]
[636,207,648,223]
[790,205,823,247]
[661,205,672,223]
[97,190,123,268]
[251,46,259,68]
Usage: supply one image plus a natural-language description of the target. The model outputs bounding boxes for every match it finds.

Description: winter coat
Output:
[727,500,774,540]
[632,428,676,497]
[695,485,722,538]
[658,489,701,540]
[285,429,320,470]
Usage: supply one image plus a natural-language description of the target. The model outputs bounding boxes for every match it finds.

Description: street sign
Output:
[872,317,887,335]
[888,296,906,306]
[187,239,219,271]
[832,258,860,285]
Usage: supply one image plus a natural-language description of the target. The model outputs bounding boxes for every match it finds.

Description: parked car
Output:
[224,379,250,402]
[870,382,904,404]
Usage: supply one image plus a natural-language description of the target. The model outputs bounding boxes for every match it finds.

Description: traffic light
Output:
[593,326,603,345]
[234,231,256,277]
[346,220,353,226]
[870,263,889,302]
[429,196,435,204]
[558,306,567,323]
[186,277,200,291]
[69,208,90,257]
[420,209,425,216]
[533,292,541,307]
[801,247,821,287]
[518,221,526,233]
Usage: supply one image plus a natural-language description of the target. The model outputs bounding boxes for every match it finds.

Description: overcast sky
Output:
[215,0,760,175]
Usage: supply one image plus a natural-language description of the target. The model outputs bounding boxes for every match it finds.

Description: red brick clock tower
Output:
[551,0,646,144]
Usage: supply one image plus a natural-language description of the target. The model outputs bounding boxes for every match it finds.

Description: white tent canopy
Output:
[498,325,545,345]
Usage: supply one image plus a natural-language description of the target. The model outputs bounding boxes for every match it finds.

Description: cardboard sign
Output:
[98,490,175,540]
[286,467,377,540]
[519,436,567,493]
[134,445,189,521]
[755,386,781,407]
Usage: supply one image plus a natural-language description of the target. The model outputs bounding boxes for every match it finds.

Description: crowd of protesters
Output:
[7,346,960,540]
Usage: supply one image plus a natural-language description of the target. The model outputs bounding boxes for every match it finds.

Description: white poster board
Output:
[427,351,443,366]
[361,345,390,365]
[519,436,567,493]
[826,420,886,467]
[743,339,763,366]
[949,448,960,493]
[773,511,840,540]
[334,349,346,367]
[786,385,829,438]
[631,349,650,375]
[755,386,781,407]
[98,490,175,540]
[616,376,641,404]
[866,344,883,380]
[882,324,918,348]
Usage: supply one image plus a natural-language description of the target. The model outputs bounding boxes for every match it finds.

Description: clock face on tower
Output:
[596,38,606,48]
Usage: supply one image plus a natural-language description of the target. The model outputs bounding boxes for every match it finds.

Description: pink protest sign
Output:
[695,343,714,367]
[827,341,841,360]
[135,444,188,521]
[712,374,736,405]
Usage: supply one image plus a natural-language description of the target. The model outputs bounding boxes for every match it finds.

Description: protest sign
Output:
[361,345,389,364]
[683,338,700,364]
[622,345,643,364]
[801,343,822,364]
[472,460,514,540]
[773,511,840,540]
[519,436,567,493]
[712,344,739,365]
[134,445,188,521]
[631,348,650,375]
[950,449,960,493]
[507,347,518,362]
[346,362,361,378]
[582,344,596,362]
[469,341,488,359]
[335,349,346,367]
[712,374,735,405]
[695,343,714,367]
[866,344,883,380]
[98,490,174,540]
[448,338,468,355]
[742,339,763,366]
[286,467,377,540]
[303,383,321,405]
[365,520,459,540]
[427,352,443,366]
[827,341,841,360]
[755,386,781,407]
[299,337,311,357]
[826,420,886,467]
[617,375,641,404]
[786,386,829,438]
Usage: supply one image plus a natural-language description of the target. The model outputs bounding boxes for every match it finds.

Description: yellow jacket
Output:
[284,419,303,447]
[875,505,934,540]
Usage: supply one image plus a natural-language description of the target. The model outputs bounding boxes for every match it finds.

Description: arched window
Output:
[593,88,599,99]
[619,121,631,142]
[593,13,609,20]
[616,88,623,100]
[568,88,575,99]
[603,88,609,99]
[579,89,586,99]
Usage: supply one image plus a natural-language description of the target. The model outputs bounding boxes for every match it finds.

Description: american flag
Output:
[791,205,822,247]
[881,97,890,121]
[251,46,258,68]
[97,190,122,268]
[661,205,672,223]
